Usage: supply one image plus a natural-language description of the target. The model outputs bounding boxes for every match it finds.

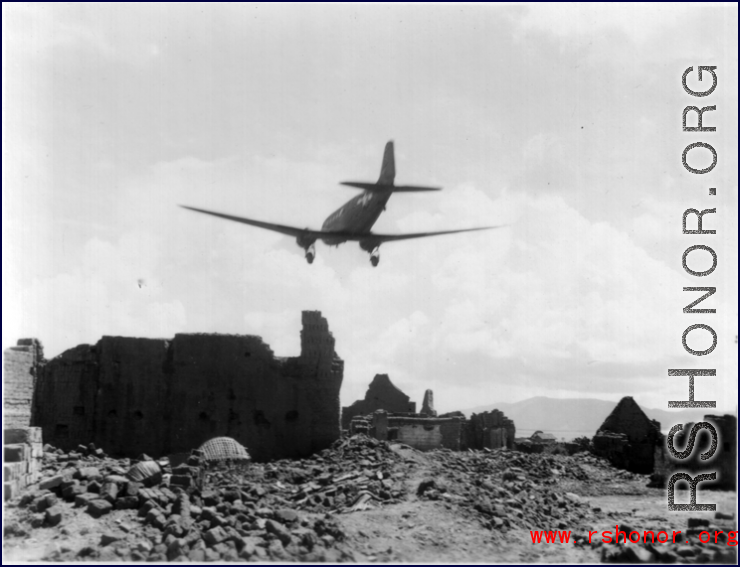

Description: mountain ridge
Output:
[458,396,736,441]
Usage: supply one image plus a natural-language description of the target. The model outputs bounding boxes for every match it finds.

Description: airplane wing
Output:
[360,226,502,243]
[180,205,502,242]
[180,205,326,238]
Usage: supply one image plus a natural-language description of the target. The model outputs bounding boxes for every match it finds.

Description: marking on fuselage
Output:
[359,192,373,206]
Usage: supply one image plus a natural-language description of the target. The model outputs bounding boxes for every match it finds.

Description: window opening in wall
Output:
[55,424,69,438]
[253,410,271,428]
[199,412,209,421]
[725,441,731,452]
[133,410,144,420]
[285,410,299,422]
[108,410,117,417]
[73,406,85,416]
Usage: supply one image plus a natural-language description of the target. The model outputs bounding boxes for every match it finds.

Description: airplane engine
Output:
[296,235,316,264]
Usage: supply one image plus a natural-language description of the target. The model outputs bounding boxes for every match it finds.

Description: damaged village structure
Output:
[5,311,735,504]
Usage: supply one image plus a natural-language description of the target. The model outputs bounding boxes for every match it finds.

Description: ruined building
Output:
[341,374,416,429]
[22,311,343,462]
[592,396,662,474]
[468,410,516,450]
[345,375,515,452]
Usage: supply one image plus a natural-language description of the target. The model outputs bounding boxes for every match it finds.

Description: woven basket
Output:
[197,437,251,462]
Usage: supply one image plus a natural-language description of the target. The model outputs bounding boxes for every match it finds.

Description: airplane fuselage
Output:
[320,190,392,246]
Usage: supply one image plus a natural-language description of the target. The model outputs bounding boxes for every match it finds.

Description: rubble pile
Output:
[597,514,738,564]
[233,434,410,513]
[415,448,607,535]
[2,436,736,564]
[3,436,407,562]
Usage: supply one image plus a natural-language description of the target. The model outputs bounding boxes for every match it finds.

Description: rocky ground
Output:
[2,435,737,563]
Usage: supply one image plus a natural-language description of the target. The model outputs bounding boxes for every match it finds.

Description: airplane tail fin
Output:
[377,141,395,185]
[339,140,442,192]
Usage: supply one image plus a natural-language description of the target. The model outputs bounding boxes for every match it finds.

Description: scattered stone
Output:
[266,519,293,546]
[39,474,65,491]
[75,493,98,508]
[101,531,125,546]
[204,525,228,546]
[87,499,113,518]
[45,505,63,527]
[76,467,101,481]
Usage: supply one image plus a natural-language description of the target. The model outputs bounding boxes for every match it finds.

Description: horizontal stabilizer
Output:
[340,181,441,192]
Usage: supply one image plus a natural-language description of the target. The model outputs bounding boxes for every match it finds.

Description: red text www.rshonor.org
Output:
[530,525,738,546]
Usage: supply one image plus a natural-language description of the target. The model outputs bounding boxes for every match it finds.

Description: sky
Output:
[2,3,738,415]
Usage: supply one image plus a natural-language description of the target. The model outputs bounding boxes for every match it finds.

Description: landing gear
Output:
[305,243,315,264]
[296,236,317,265]
[360,240,381,267]
[370,246,380,267]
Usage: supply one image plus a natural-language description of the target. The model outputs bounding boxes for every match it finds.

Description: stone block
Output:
[4,481,18,502]
[4,462,24,481]
[76,467,101,481]
[87,499,113,518]
[45,505,63,526]
[204,526,228,546]
[170,474,192,488]
[100,531,125,546]
[75,493,99,507]
[4,444,27,463]
[266,519,292,545]
[4,427,42,444]
[62,484,86,502]
[115,496,139,510]
[101,482,119,503]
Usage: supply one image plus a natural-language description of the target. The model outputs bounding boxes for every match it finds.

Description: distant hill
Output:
[460,396,730,441]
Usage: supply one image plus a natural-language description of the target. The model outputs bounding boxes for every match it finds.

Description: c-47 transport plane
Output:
[181,141,501,267]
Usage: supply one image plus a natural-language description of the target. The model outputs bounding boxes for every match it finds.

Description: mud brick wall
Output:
[341,374,416,429]
[3,339,44,430]
[387,416,464,451]
[31,311,343,461]
[466,410,516,450]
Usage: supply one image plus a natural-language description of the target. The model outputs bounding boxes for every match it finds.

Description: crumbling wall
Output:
[31,311,343,461]
[390,416,463,451]
[3,427,43,501]
[466,410,516,450]
[420,389,437,417]
[341,374,416,429]
[593,396,662,474]
[3,339,44,430]
[349,412,466,451]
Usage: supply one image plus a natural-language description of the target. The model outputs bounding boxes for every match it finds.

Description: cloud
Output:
[517,4,694,42]
[14,232,187,355]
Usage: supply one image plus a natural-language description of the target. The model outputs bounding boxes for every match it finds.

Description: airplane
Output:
[180,141,501,267]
